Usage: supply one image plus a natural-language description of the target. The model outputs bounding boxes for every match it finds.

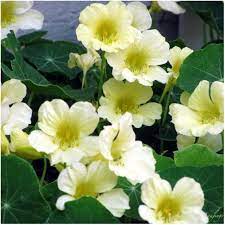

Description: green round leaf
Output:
[177,43,224,92]
[174,144,224,167]
[46,197,119,223]
[1,155,50,223]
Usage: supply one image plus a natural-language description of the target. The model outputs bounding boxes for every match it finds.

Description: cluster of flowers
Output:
[1,1,223,224]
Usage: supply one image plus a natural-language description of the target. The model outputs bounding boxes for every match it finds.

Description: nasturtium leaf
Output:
[46,197,119,223]
[153,151,176,172]
[2,32,96,101]
[177,43,224,92]
[117,177,142,220]
[159,166,224,224]
[41,181,63,210]
[22,41,85,78]
[174,144,224,167]
[18,30,48,45]
[1,155,50,223]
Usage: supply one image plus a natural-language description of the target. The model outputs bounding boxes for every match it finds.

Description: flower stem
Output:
[81,71,87,89]
[98,53,106,100]
[161,88,172,127]
[27,92,34,107]
[40,157,47,186]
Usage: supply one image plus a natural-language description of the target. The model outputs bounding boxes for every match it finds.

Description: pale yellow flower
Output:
[1,0,44,39]
[168,46,193,79]
[68,49,101,75]
[169,80,224,137]
[98,78,162,128]
[56,160,130,217]
[139,175,208,224]
[106,30,170,86]
[28,99,99,165]
[176,134,223,152]
[76,1,140,53]
[99,113,156,184]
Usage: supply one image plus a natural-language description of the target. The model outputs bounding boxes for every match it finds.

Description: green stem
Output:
[40,158,47,186]
[81,71,87,89]
[98,53,106,100]
[27,92,34,107]
[209,27,215,41]
[161,88,172,127]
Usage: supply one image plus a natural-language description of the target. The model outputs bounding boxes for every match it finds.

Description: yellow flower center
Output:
[199,110,220,124]
[156,195,182,223]
[172,59,182,76]
[75,182,97,199]
[55,119,80,149]
[94,18,119,44]
[125,45,149,74]
[1,1,16,28]
[115,98,139,114]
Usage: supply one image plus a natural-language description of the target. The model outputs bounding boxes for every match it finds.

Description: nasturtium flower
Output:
[150,1,185,15]
[168,46,193,80]
[176,134,223,152]
[127,2,152,31]
[28,100,99,165]
[56,160,130,217]
[76,1,140,53]
[1,0,44,39]
[169,80,224,137]
[68,49,101,76]
[1,79,32,136]
[98,78,162,128]
[138,175,208,224]
[106,30,170,86]
[10,129,43,160]
[99,113,156,184]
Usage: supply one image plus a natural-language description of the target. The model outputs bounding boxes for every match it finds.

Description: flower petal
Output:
[15,1,33,14]
[28,130,58,154]
[158,1,186,14]
[138,205,156,224]
[3,103,32,135]
[16,9,44,30]
[38,99,69,136]
[173,177,204,208]
[210,81,224,113]
[97,188,130,217]
[56,195,75,211]
[69,101,99,136]
[1,79,26,105]
[141,174,172,209]
[127,2,152,31]
[188,80,214,112]
[138,102,162,126]
[87,161,117,193]
[176,134,195,150]
[57,163,87,195]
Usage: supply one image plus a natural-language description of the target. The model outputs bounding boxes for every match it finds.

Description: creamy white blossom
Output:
[106,29,170,86]
[99,113,156,184]
[169,80,224,137]
[127,2,152,31]
[28,100,99,165]
[1,79,32,136]
[98,78,162,128]
[139,175,208,224]
[76,1,140,53]
[1,1,44,39]
[56,160,130,217]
